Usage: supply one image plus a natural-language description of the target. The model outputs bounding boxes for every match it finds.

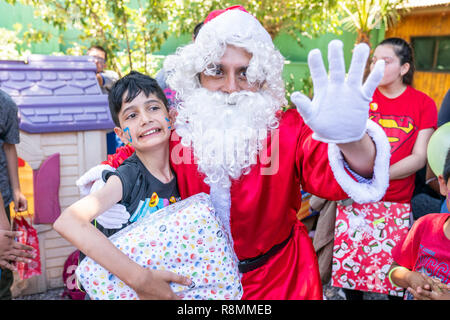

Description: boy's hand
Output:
[13,190,28,212]
[405,270,434,291]
[133,268,192,300]
[0,230,35,271]
[408,273,450,300]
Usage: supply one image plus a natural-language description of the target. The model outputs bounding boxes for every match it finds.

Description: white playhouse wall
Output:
[15,129,108,295]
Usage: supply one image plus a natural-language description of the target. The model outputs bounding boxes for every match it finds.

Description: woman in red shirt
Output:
[338,37,438,300]
[369,38,437,204]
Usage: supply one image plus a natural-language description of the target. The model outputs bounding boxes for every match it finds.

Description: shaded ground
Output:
[13,283,388,300]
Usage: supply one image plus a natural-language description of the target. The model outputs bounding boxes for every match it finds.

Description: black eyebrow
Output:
[121,99,163,115]
[209,64,223,72]
[120,105,136,116]
[144,99,163,105]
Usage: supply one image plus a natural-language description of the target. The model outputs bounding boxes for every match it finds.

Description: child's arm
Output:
[3,143,27,212]
[388,261,434,293]
[53,175,191,299]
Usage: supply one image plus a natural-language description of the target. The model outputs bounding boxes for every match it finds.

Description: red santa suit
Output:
[97,108,388,299]
[169,109,359,299]
[93,6,391,301]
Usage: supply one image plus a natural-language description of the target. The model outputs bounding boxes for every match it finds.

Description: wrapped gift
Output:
[76,193,243,300]
[331,201,411,297]
[13,216,42,280]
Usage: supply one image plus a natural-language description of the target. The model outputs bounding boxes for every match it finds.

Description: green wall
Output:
[0,1,61,53]
[275,31,358,93]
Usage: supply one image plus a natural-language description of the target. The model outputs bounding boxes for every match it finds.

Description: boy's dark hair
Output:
[108,71,169,127]
[88,45,108,61]
[444,148,450,182]
[378,37,415,86]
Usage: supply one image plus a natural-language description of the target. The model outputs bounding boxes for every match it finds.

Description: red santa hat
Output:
[203,5,249,23]
[196,5,273,46]
[163,5,285,105]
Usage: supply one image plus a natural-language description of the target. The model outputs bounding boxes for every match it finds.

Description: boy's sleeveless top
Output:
[78,152,180,262]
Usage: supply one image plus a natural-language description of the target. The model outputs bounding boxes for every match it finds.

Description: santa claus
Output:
[78,5,390,299]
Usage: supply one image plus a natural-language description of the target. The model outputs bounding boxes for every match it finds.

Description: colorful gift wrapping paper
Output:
[76,193,243,300]
[14,217,42,280]
[331,201,411,297]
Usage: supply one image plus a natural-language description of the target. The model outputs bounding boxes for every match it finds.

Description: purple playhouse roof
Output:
[0,55,114,133]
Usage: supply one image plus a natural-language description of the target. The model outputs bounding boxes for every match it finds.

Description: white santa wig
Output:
[163,8,289,251]
[163,7,287,107]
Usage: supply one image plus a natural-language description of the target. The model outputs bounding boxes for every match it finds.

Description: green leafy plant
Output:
[4,0,345,75]
[0,25,31,60]
[283,73,313,110]
[338,0,408,45]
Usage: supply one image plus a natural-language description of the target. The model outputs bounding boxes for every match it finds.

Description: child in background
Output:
[389,148,450,300]
[53,72,191,300]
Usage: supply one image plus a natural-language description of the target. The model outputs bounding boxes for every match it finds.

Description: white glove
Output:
[291,39,385,144]
[76,165,130,229]
[76,164,115,197]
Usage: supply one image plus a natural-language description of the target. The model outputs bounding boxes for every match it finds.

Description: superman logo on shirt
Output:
[369,110,417,154]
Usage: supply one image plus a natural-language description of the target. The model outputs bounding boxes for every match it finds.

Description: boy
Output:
[388,148,450,300]
[53,72,191,300]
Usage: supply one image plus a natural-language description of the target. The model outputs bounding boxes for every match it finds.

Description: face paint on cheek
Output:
[165,117,172,130]
[124,127,132,143]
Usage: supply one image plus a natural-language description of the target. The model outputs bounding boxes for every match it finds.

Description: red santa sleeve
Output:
[101,144,135,168]
[294,117,346,200]
[293,110,391,204]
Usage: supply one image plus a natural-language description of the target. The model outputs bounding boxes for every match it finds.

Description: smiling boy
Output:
[53,72,191,299]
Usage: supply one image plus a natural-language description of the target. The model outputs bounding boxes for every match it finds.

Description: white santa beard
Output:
[175,88,280,187]
[174,88,280,254]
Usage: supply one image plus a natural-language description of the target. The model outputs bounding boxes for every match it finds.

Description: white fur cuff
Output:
[327,119,390,204]
[76,164,116,197]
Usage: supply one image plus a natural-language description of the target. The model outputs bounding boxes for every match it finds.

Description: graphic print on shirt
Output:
[414,244,449,285]
[402,243,450,300]
[369,106,417,154]
[129,192,180,223]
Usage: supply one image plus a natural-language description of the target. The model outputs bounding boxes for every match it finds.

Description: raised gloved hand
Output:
[291,39,385,144]
[76,165,130,229]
